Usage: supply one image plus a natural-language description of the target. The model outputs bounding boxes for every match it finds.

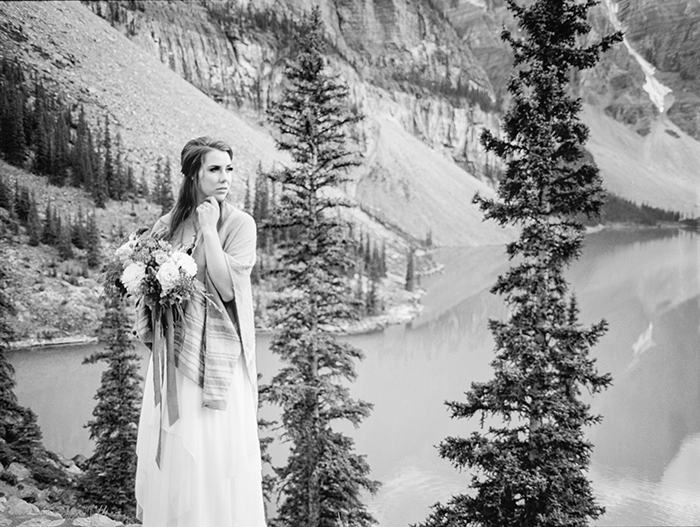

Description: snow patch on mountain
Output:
[603,0,674,113]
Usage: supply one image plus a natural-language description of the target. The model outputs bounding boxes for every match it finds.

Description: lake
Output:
[8,228,700,526]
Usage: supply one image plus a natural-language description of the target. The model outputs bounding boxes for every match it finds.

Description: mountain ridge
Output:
[0,0,513,246]
[1,0,699,249]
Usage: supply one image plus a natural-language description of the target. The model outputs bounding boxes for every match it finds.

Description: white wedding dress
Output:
[135,347,266,527]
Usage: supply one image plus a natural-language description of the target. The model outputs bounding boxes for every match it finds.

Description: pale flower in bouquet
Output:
[121,261,147,296]
[104,229,202,309]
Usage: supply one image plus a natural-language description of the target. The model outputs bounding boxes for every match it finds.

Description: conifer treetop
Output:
[269,7,360,190]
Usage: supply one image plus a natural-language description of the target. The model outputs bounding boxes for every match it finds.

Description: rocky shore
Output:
[0,458,138,527]
[0,496,137,527]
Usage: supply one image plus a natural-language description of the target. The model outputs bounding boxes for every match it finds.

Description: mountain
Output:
[433,0,700,216]
[1,0,699,251]
[85,0,700,217]
[0,1,285,205]
[0,0,512,247]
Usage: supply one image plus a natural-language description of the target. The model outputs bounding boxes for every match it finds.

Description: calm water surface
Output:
[8,229,700,526]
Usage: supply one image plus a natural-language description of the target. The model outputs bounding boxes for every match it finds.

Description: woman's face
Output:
[196,149,233,203]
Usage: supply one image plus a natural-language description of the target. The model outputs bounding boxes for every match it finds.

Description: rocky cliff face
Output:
[434,0,700,141]
[83,0,503,183]
[611,0,700,139]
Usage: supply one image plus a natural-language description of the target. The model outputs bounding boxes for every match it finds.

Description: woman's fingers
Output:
[197,198,220,228]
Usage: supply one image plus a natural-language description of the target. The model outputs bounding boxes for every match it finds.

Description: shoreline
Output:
[10,222,693,352]
[8,335,99,352]
[9,302,424,351]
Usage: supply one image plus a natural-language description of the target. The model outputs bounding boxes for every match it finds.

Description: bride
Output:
[134,136,266,526]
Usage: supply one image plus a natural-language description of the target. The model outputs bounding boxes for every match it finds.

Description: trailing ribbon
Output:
[151,305,180,468]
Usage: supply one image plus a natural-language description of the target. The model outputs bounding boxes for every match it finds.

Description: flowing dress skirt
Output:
[135,348,266,527]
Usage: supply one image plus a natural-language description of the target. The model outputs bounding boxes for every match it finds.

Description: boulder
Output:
[7,462,31,482]
[71,455,88,470]
[17,482,43,502]
[72,514,122,527]
[6,495,40,516]
[64,464,82,476]
[16,517,66,527]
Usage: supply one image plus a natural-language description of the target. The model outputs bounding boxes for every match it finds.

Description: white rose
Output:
[115,241,135,262]
[121,262,146,296]
[156,261,181,294]
[153,250,168,265]
[172,251,197,277]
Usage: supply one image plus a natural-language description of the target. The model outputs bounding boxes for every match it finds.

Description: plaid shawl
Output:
[135,202,258,410]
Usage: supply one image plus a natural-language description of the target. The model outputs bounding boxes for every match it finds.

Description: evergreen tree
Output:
[160,159,174,213]
[418,2,622,526]
[137,168,149,199]
[35,111,54,178]
[72,107,92,189]
[125,165,136,198]
[26,192,42,246]
[86,210,102,269]
[253,165,271,260]
[71,207,89,250]
[57,217,74,260]
[153,157,174,214]
[369,243,384,281]
[152,164,163,207]
[0,262,46,470]
[81,295,142,517]
[50,110,71,187]
[0,176,11,212]
[91,133,108,208]
[103,114,115,198]
[379,241,387,279]
[13,182,31,225]
[264,8,378,527]
[0,262,18,439]
[405,247,415,292]
[365,277,380,317]
[0,85,27,166]
[103,117,128,201]
[244,175,253,214]
[41,200,58,246]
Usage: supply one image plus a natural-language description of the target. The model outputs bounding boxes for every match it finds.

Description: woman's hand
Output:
[199,199,235,302]
[197,197,220,233]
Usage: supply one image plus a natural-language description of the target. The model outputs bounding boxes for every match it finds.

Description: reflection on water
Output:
[7,343,150,457]
[8,229,700,526]
[592,433,700,527]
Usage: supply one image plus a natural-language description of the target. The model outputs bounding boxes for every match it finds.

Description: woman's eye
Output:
[226,167,234,173]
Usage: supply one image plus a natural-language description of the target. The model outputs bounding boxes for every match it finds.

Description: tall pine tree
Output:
[0,84,27,166]
[0,176,11,212]
[92,132,108,208]
[418,2,622,526]
[0,262,47,472]
[153,157,174,214]
[81,295,142,517]
[26,192,42,246]
[264,8,378,527]
[86,210,102,269]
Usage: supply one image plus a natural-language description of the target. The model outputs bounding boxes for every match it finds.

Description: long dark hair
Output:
[168,136,233,239]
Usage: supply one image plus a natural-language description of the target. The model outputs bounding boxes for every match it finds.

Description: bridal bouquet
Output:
[104,229,201,310]
[104,228,203,436]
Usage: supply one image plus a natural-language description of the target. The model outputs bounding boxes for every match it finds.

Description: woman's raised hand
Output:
[197,196,221,232]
